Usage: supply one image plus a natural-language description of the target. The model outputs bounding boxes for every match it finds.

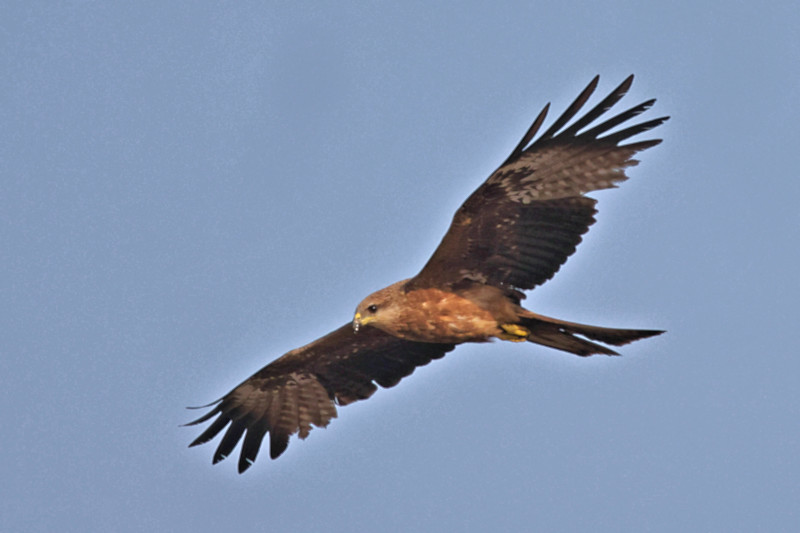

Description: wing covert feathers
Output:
[186,325,454,473]
[410,75,668,292]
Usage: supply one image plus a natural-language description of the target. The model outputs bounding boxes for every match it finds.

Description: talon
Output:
[499,324,530,342]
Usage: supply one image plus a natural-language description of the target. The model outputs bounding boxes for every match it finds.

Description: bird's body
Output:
[187,75,669,473]
[355,281,514,343]
[354,279,661,351]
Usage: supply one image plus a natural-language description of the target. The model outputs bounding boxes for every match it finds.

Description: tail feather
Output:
[518,310,664,357]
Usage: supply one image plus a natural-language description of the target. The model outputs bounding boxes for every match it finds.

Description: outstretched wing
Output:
[409,75,668,293]
[185,324,455,473]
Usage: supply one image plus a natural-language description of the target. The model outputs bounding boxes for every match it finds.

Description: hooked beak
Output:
[353,312,374,333]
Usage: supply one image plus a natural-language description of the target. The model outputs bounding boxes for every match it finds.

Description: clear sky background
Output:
[3,2,799,532]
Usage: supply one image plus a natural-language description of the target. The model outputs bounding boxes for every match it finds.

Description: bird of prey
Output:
[186,75,668,473]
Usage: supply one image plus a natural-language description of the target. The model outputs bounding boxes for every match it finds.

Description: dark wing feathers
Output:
[409,75,668,292]
[559,75,633,138]
[501,103,549,166]
[537,74,601,142]
[186,324,454,473]
[480,197,598,289]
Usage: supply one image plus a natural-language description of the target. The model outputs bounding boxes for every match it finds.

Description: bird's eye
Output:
[367,304,378,313]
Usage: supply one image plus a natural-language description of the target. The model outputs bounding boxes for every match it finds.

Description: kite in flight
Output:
[186,75,668,473]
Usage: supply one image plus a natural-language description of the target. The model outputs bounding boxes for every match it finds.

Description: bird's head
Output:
[352,281,406,333]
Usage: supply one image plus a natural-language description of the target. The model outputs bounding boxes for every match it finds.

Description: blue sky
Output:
[3,1,799,532]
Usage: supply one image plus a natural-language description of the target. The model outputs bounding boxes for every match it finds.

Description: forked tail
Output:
[516,310,664,356]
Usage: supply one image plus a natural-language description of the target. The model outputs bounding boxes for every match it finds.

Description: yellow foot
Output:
[498,324,530,342]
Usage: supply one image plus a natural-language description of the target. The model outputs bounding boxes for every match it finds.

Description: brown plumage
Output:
[186,75,668,472]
